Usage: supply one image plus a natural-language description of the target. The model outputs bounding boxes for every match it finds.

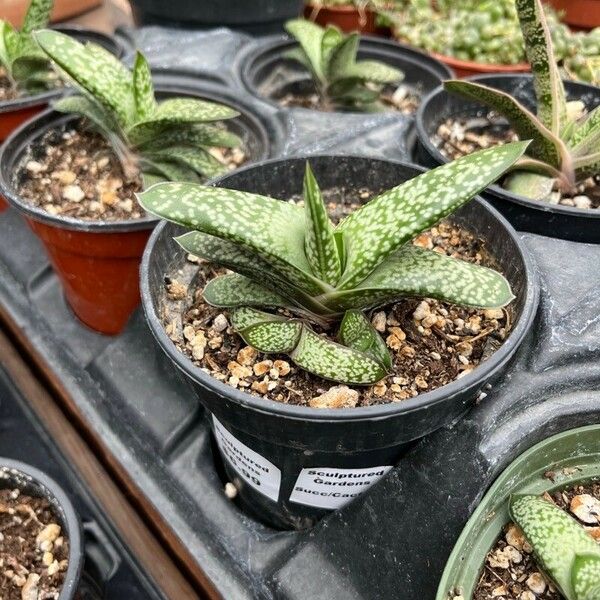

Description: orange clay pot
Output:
[304,3,377,34]
[548,0,600,30]
[430,52,530,79]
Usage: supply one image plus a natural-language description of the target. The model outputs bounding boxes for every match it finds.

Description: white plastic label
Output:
[212,416,281,502]
[289,465,393,510]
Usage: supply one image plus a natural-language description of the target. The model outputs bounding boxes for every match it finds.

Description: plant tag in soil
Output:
[289,465,393,510]
[212,416,282,502]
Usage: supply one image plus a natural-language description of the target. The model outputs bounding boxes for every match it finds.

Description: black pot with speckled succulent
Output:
[139,149,538,529]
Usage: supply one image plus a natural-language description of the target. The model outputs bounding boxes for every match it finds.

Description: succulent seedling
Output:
[0,0,57,94]
[445,0,600,202]
[138,142,527,386]
[284,18,403,111]
[510,495,600,600]
[34,30,243,186]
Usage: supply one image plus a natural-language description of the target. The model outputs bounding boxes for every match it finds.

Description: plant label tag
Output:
[212,416,281,502]
[289,465,393,510]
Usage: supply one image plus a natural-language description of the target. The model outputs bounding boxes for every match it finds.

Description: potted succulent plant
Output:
[240,17,452,116]
[0,30,268,335]
[0,458,83,598]
[417,0,600,243]
[139,144,539,528]
[549,0,600,31]
[437,425,600,600]
[304,0,378,35]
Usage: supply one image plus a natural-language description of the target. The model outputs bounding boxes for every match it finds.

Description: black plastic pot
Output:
[0,458,83,599]
[140,155,539,530]
[416,74,600,244]
[240,35,453,114]
[0,82,272,334]
[129,0,303,34]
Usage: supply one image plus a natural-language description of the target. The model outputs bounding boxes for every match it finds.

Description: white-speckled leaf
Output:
[303,162,341,285]
[326,32,359,81]
[515,0,567,135]
[143,146,227,180]
[231,307,285,330]
[569,105,600,155]
[291,327,386,385]
[141,159,199,185]
[504,171,555,200]
[573,150,600,180]
[323,245,513,311]
[572,555,600,600]
[336,141,529,290]
[510,495,600,600]
[137,183,328,295]
[320,25,343,72]
[444,80,563,167]
[339,309,392,370]
[0,22,18,68]
[285,19,325,81]
[136,124,242,151]
[132,51,155,121]
[21,0,52,33]
[203,274,291,309]
[232,308,302,353]
[350,60,402,84]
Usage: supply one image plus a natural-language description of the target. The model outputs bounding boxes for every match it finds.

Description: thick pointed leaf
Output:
[515,0,567,135]
[132,51,155,121]
[326,32,359,81]
[232,308,302,353]
[569,104,600,153]
[320,25,343,71]
[140,159,199,183]
[285,19,325,81]
[143,146,227,180]
[339,309,392,370]
[291,327,386,385]
[231,307,288,330]
[11,55,52,90]
[350,60,403,84]
[203,274,291,309]
[336,141,530,290]
[327,78,380,105]
[504,171,555,200]
[141,171,165,188]
[444,80,564,168]
[136,123,242,151]
[21,0,52,34]
[34,30,132,125]
[572,555,600,600]
[573,151,600,180]
[283,47,313,72]
[0,22,19,69]
[303,162,341,285]
[53,95,118,135]
[323,245,513,312]
[137,182,328,295]
[510,495,600,600]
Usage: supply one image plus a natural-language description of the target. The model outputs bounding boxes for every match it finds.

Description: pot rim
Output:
[140,153,540,424]
[436,424,600,599]
[304,2,373,14]
[0,457,83,600]
[239,34,453,113]
[416,72,600,220]
[0,82,273,233]
[429,51,530,74]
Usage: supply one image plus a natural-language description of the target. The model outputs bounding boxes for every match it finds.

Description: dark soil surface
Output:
[0,488,70,600]
[160,187,514,408]
[470,478,600,600]
[435,114,600,210]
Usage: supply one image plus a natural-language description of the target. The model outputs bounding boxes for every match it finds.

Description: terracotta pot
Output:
[549,0,600,30]
[430,51,530,79]
[304,3,377,34]
[3,0,102,28]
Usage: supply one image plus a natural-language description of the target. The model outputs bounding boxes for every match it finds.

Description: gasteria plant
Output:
[510,495,600,600]
[33,30,243,185]
[0,0,57,94]
[138,142,527,385]
[444,0,600,202]
[284,18,403,111]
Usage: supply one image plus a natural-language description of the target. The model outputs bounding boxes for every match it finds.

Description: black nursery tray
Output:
[0,364,163,599]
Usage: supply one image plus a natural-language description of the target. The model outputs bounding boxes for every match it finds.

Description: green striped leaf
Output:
[231,307,287,330]
[140,159,199,184]
[349,60,403,84]
[303,162,341,285]
[285,19,326,81]
[0,22,18,68]
[335,141,530,290]
[515,0,567,136]
[339,309,392,370]
[203,274,291,309]
[510,495,600,600]
[444,80,564,168]
[136,124,242,151]
[232,308,302,353]
[132,51,155,121]
[21,0,52,34]
[143,146,227,180]
[327,32,359,82]
[320,25,343,71]
[137,182,328,295]
[323,245,514,312]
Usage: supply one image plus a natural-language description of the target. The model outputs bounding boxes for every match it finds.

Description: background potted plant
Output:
[549,0,600,31]
[437,425,600,600]
[139,144,539,528]
[304,0,378,35]
[0,31,263,335]
[416,0,600,243]
[0,458,83,598]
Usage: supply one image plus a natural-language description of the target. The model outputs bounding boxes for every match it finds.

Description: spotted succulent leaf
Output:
[132,51,155,121]
[336,141,529,290]
[339,310,392,370]
[285,19,325,81]
[53,95,117,137]
[232,309,303,353]
[327,32,359,81]
[569,105,600,153]
[141,159,199,184]
[0,22,18,69]
[348,60,402,85]
[510,495,600,600]
[504,171,555,200]
[444,80,564,168]
[573,151,600,180]
[320,25,343,70]
[572,555,600,600]
[21,0,52,34]
[203,274,292,309]
[303,162,341,285]
[144,146,227,180]
[515,0,567,136]
[136,124,241,151]
[231,307,286,330]
[137,182,328,294]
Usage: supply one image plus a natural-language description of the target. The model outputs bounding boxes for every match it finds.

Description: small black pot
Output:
[416,74,600,243]
[129,0,303,34]
[140,155,539,530]
[240,35,453,113]
[0,458,83,598]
